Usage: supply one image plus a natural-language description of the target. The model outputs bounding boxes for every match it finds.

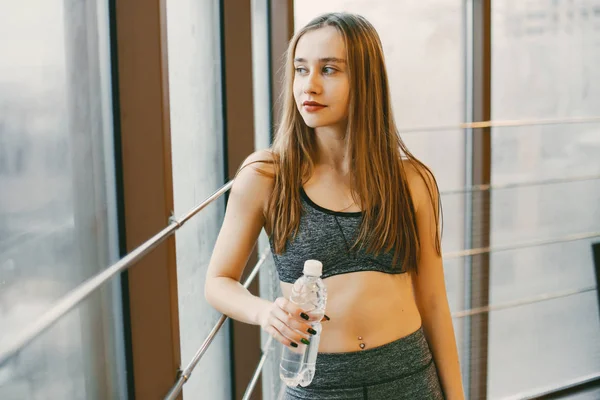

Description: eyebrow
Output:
[294,57,347,64]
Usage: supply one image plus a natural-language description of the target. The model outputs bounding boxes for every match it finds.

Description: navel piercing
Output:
[358,336,365,350]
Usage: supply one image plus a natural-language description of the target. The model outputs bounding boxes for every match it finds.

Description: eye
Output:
[323,66,337,75]
[295,66,308,74]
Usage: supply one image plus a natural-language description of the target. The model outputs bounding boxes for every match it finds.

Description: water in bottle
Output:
[298,317,322,387]
[279,259,327,388]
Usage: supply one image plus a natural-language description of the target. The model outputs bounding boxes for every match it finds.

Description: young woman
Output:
[205,12,464,400]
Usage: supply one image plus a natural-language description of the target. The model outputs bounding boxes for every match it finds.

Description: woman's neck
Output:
[314,124,350,174]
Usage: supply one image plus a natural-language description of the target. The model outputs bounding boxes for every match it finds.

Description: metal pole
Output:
[242,337,274,400]
[443,231,600,260]
[0,181,233,368]
[452,286,597,318]
[398,115,600,134]
[163,247,270,400]
[439,174,600,196]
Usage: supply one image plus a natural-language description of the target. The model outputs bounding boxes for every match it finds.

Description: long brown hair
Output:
[264,12,441,272]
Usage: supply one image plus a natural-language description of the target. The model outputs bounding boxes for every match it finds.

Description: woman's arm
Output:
[204,150,313,347]
[204,150,273,324]
[409,165,465,400]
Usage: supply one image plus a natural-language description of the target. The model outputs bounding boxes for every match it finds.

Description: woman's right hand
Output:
[258,297,317,349]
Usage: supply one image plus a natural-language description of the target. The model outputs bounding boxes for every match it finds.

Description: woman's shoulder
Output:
[401,158,439,210]
[402,158,434,183]
[230,149,276,212]
[240,149,276,173]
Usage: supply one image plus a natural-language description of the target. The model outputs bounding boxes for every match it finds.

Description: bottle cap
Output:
[303,260,323,277]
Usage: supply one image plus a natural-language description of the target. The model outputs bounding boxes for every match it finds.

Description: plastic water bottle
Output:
[279,260,327,388]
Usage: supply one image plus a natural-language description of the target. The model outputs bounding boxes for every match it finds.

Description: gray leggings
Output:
[283,327,444,400]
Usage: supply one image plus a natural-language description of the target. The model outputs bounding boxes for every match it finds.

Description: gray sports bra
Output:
[270,188,407,284]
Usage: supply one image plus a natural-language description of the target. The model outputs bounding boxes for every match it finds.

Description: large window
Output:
[0,1,126,399]
[489,0,600,397]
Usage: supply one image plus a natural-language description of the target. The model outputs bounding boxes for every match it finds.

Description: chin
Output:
[301,116,329,129]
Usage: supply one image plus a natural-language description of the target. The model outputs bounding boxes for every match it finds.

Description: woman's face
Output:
[293,26,350,130]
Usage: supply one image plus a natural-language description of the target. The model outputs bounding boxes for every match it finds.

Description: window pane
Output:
[490,0,600,397]
[0,1,126,399]
[252,0,272,152]
[165,0,231,398]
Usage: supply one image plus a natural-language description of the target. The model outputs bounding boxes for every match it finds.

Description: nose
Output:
[303,71,321,95]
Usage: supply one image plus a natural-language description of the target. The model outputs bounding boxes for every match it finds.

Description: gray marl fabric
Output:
[270,188,407,284]
[283,327,444,399]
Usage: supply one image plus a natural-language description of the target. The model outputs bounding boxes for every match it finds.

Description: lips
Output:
[303,101,325,106]
[302,101,326,112]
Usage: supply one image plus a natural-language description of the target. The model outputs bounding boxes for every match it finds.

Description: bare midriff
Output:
[280,270,422,353]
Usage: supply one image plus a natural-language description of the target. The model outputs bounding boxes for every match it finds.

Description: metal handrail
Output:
[164,246,271,400]
[439,173,600,196]
[452,285,597,318]
[0,181,234,368]
[1,162,598,393]
[398,115,600,133]
[242,336,274,400]
[2,158,598,368]
[502,372,600,400]
[443,231,600,259]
